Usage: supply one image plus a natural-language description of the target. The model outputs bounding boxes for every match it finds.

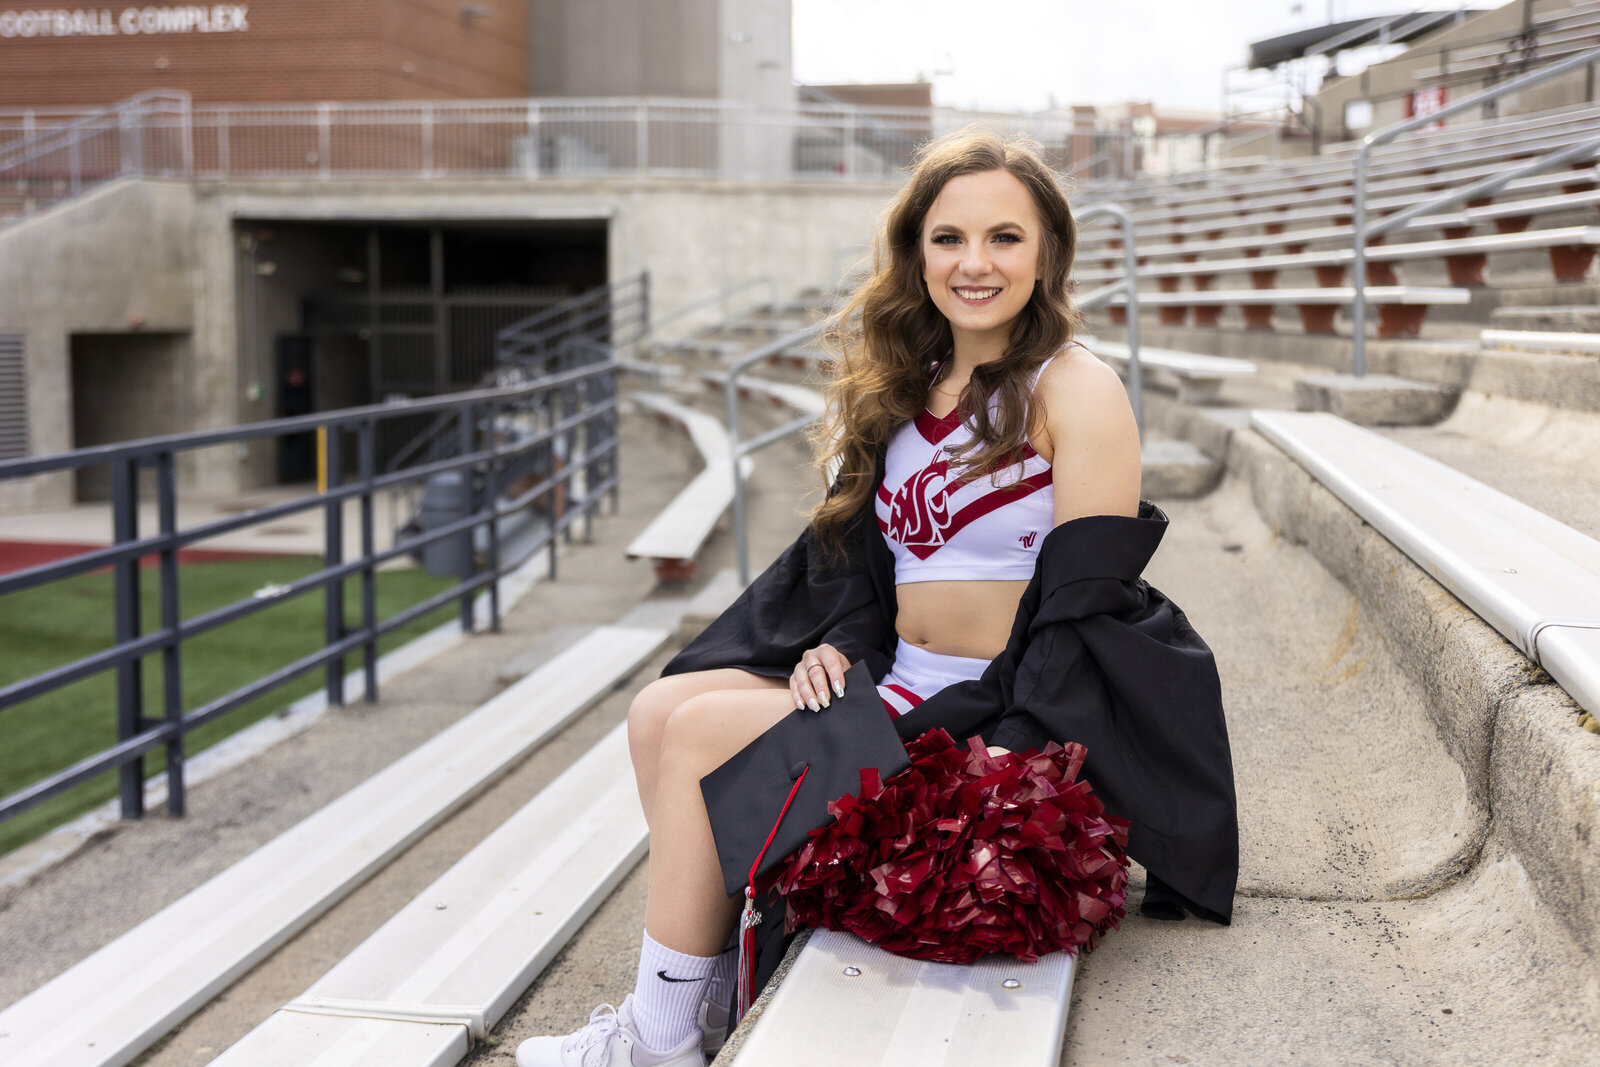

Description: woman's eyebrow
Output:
[928,221,1026,235]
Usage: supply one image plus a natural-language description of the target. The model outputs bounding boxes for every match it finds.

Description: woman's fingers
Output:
[817,645,848,699]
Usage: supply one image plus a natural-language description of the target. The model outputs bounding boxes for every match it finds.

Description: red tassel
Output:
[733,764,810,1027]
[736,887,759,1023]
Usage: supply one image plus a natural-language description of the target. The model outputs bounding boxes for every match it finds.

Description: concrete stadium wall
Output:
[0,173,894,508]
[1314,0,1596,144]
[0,178,237,510]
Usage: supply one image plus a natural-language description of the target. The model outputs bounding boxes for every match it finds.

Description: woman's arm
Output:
[1038,346,1142,523]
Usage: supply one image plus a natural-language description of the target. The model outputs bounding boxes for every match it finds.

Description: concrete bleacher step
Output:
[1250,410,1600,715]
[0,625,670,1067]
[1140,438,1222,499]
[724,929,1075,1066]
[213,721,647,1066]
[1293,373,1460,426]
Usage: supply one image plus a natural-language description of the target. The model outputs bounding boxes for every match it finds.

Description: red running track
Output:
[0,541,291,577]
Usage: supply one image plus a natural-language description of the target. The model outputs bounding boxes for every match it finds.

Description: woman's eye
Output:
[932,235,959,244]
[995,233,1022,243]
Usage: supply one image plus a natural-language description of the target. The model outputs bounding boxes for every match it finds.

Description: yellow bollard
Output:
[316,426,327,493]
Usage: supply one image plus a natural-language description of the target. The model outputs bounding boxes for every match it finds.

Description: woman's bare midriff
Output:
[894,578,1030,660]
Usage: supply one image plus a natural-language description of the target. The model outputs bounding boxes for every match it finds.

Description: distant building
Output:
[0,1,793,110]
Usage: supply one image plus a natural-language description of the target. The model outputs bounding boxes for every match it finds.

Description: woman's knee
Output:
[626,677,680,757]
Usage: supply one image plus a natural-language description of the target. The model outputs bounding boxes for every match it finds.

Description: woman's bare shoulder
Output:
[1034,339,1129,419]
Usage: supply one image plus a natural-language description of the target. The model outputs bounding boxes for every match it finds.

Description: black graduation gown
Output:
[660,448,1240,987]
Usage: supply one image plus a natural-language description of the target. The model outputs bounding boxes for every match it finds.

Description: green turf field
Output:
[0,556,459,857]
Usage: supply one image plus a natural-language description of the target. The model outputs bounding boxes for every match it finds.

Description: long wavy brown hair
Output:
[805,125,1085,564]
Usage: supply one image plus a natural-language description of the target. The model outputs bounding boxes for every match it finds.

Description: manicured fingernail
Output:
[833,681,845,697]
[807,699,820,712]
[820,694,830,708]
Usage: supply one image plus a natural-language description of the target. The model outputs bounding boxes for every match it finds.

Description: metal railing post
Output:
[358,419,379,699]
[421,103,435,179]
[1075,202,1144,440]
[323,425,346,705]
[636,102,648,174]
[155,450,185,815]
[178,93,194,177]
[1352,43,1600,376]
[484,400,503,632]
[217,107,230,177]
[111,456,145,820]
[726,322,826,585]
[843,110,856,180]
[457,403,477,632]
[317,103,332,180]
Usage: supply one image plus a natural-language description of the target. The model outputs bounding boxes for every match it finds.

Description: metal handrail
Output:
[637,276,778,357]
[727,322,828,585]
[0,89,189,172]
[1072,203,1144,439]
[1351,43,1600,374]
[0,361,619,828]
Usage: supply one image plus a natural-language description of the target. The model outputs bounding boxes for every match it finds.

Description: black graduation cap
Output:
[701,658,911,898]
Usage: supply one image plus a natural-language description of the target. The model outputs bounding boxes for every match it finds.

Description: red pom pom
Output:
[771,729,1130,964]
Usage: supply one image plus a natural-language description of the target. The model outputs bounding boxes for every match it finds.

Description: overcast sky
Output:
[791,0,1453,113]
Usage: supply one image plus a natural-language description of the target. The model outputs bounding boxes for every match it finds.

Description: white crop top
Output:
[874,347,1069,583]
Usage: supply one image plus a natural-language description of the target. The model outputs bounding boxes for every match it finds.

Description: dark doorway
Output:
[242,217,608,478]
[276,334,315,484]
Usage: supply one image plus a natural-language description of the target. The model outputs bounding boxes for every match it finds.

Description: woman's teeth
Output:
[957,287,1000,300]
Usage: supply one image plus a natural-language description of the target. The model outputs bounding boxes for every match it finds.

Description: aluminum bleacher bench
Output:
[1077,226,1600,303]
[1078,184,1600,268]
[1078,167,1600,251]
[1480,329,1600,355]
[1100,285,1472,338]
[626,392,752,582]
[727,929,1077,1066]
[1250,411,1600,716]
[212,721,647,1066]
[0,625,671,1067]
[1080,337,1257,403]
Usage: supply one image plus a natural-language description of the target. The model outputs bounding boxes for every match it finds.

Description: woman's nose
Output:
[961,244,992,276]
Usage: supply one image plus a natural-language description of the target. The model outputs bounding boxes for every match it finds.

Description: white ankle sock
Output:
[704,928,739,1016]
[631,927,718,1052]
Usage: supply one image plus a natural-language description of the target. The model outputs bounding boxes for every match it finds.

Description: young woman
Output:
[516,128,1219,1067]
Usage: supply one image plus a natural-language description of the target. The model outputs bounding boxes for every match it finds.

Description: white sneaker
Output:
[515,995,707,1067]
[699,995,730,1056]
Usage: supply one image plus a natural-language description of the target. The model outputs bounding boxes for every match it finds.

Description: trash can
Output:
[418,470,473,577]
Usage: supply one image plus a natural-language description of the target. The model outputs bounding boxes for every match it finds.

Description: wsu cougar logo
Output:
[887,457,952,547]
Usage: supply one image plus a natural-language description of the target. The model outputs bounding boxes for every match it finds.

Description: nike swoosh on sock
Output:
[657,970,704,983]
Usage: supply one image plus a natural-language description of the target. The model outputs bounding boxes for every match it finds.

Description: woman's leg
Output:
[627,669,787,826]
[645,685,800,957]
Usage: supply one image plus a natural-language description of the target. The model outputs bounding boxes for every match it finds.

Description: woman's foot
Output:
[699,994,729,1056]
[515,995,707,1067]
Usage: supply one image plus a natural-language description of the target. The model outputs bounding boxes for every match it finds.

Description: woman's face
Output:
[920,168,1042,349]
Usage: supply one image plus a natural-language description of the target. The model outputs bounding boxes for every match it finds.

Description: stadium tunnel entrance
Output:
[234,217,607,486]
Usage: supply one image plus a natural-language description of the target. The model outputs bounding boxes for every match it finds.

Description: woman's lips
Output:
[953,286,1001,305]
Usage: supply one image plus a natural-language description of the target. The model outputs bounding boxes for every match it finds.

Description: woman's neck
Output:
[946,330,1009,380]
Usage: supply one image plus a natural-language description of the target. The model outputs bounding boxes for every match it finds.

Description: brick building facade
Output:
[0,1,530,106]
